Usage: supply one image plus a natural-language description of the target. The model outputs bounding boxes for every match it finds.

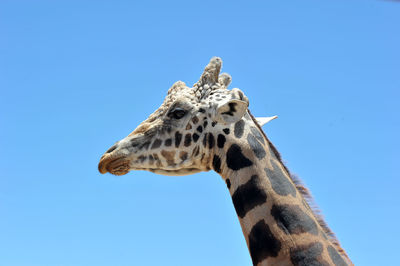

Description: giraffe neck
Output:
[210,117,351,266]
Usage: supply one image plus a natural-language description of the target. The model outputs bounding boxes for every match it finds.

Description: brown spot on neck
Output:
[161,150,176,166]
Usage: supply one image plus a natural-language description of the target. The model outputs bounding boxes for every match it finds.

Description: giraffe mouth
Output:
[98,155,130,176]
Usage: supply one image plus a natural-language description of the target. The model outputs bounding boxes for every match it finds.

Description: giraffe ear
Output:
[215,99,248,124]
[255,116,278,126]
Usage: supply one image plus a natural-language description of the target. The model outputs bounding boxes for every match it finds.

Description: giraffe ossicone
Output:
[98,57,352,266]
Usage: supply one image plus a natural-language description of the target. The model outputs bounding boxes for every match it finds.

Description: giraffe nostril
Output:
[105,144,117,154]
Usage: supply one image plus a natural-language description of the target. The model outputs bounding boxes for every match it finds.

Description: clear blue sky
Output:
[1,1,399,265]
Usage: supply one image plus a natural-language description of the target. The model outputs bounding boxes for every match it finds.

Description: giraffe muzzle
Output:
[98,154,130,176]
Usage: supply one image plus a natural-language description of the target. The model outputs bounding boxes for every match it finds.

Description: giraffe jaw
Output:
[101,167,203,177]
[101,166,203,177]
[147,168,203,176]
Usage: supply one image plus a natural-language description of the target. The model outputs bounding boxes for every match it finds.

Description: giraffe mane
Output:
[248,111,351,261]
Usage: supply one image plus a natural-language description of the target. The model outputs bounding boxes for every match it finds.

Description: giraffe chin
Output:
[108,167,130,176]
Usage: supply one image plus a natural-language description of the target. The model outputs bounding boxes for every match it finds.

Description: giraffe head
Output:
[98,57,252,176]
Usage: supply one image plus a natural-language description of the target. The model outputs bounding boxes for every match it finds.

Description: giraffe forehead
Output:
[134,86,227,136]
[158,88,198,113]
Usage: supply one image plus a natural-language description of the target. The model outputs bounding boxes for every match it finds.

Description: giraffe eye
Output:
[169,108,186,119]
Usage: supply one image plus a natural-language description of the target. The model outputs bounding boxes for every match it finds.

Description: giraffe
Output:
[98,57,352,266]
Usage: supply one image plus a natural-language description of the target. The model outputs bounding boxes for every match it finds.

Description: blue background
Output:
[1,1,399,265]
